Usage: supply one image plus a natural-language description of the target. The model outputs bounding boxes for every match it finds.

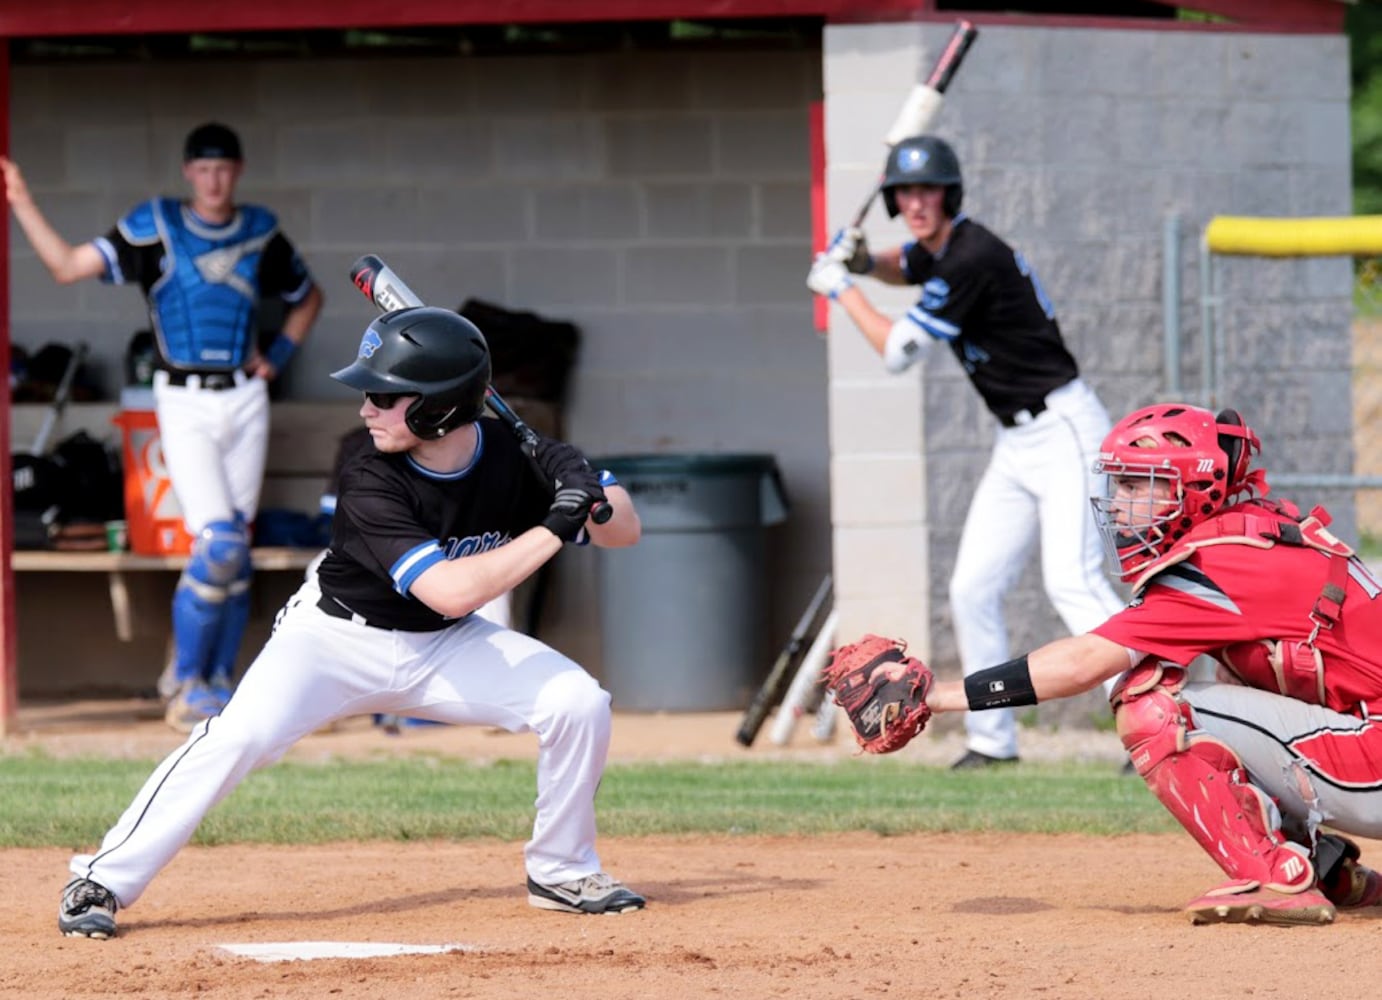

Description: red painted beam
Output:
[0,0,930,38]
[0,0,1348,37]
[809,100,828,334]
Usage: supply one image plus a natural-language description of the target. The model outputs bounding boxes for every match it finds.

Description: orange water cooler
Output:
[112,396,195,556]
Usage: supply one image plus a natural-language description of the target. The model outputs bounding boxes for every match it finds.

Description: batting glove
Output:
[806,253,854,300]
[826,227,874,274]
[542,486,599,543]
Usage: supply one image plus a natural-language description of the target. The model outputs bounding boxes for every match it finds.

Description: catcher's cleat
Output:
[1315,834,1382,909]
[164,680,225,733]
[527,873,646,915]
[1184,882,1335,927]
[59,878,119,939]
[950,749,1019,770]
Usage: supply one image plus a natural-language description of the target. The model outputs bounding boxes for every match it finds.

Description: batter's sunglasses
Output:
[363,391,411,409]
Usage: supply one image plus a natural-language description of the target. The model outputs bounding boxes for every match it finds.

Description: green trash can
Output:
[595,453,788,711]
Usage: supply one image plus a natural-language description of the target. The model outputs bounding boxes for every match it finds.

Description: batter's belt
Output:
[317,593,454,632]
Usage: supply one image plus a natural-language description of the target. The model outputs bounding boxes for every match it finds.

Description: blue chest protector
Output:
[118,198,279,369]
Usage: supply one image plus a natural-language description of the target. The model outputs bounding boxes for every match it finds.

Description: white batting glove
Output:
[826,227,874,274]
[806,253,854,300]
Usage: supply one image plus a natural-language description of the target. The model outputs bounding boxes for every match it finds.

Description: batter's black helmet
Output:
[332,307,491,439]
[880,135,963,219]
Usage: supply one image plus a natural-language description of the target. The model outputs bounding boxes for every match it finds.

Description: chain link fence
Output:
[1354,260,1382,543]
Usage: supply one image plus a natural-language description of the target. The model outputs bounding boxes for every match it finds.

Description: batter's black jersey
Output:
[316,418,552,631]
[900,216,1077,423]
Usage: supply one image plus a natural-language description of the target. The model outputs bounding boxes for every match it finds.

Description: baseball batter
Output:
[1,123,323,732]
[57,306,646,939]
[807,134,1124,768]
[825,403,1382,925]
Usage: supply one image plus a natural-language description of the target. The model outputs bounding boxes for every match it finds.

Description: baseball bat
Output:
[348,253,612,524]
[734,574,833,748]
[769,608,838,746]
[849,19,979,228]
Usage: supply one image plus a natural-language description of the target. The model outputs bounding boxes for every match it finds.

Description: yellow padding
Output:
[1205,216,1382,257]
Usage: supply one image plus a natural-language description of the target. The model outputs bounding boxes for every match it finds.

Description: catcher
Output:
[822,403,1382,926]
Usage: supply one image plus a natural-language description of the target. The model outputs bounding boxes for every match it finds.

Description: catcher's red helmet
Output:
[1090,403,1262,580]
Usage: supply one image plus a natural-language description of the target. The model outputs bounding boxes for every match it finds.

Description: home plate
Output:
[217,941,479,963]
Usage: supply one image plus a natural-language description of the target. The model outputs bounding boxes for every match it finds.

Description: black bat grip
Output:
[489,388,614,525]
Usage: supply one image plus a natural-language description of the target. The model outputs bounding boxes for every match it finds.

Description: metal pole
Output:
[1199,229,1217,409]
[1162,213,1181,397]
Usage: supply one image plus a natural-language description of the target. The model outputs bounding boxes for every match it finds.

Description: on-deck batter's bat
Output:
[849,19,979,228]
[735,574,833,748]
[348,253,613,524]
[769,608,838,746]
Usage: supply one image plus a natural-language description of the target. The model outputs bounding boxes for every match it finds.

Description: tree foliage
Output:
[1350,4,1382,215]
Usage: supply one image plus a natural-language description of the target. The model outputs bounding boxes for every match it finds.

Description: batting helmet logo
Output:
[358,329,383,359]
[897,146,931,174]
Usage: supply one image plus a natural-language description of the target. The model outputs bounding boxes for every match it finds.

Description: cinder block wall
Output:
[822,23,1354,723]
[7,46,830,696]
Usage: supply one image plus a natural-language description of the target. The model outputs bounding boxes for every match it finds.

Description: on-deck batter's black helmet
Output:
[332,306,491,439]
[880,135,963,219]
[183,122,243,162]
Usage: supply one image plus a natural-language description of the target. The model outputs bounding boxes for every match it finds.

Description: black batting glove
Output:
[542,485,600,543]
[532,435,594,489]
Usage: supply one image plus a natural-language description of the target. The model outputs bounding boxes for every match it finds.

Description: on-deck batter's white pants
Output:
[153,370,269,533]
[948,378,1126,760]
[70,578,612,908]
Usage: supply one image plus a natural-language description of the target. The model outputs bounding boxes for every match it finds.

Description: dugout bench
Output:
[4,398,560,717]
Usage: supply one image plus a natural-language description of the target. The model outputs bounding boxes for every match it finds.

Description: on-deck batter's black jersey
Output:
[901,217,1078,424]
[316,418,551,631]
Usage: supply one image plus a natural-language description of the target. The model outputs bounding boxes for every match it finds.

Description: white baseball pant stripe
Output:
[949,378,1125,759]
[71,579,611,907]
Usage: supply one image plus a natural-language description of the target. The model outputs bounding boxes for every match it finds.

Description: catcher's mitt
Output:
[820,634,933,754]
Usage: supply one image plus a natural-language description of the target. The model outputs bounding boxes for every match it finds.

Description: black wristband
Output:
[964,656,1038,711]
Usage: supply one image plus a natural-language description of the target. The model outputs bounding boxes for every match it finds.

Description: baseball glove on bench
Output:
[820,634,934,754]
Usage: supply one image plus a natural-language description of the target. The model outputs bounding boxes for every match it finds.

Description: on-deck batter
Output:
[57,305,646,939]
[807,134,1124,768]
[1,124,323,732]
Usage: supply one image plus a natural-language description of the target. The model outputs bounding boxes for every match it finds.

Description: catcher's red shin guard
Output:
[1112,662,1333,925]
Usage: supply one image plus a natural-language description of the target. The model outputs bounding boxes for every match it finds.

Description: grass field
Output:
[0,753,1174,848]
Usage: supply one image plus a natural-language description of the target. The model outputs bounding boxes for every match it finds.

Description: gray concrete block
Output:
[311,187,420,245]
[68,127,153,188]
[625,245,733,305]
[606,116,714,177]
[278,124,389,182]
[535,184,641,240]
[734,244,810,306]
[588,51,694,111]
[510,246,619,307]
[644,182,753,238]
[384,118,495,182]
[472,55,590,113]
[496,117,603,179]
[692,50,817,109]
[410,185,532,243]
[760,181,812,239]
[717,111,809,176]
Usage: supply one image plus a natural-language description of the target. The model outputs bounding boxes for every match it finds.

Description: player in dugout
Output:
[822,402,1382,926]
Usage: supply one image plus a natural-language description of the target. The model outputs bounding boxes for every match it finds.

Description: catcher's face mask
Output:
[1090,464,1181,579]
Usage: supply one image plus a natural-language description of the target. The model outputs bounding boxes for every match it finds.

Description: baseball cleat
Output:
[1315,834,1382,909]
[950,749,1019,770]
[1184,884,1335,926]
[527,873,646,915]
[59,878,119,939]
[164,681,225,733]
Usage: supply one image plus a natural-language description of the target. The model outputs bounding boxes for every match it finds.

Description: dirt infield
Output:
[2,701,1376,999]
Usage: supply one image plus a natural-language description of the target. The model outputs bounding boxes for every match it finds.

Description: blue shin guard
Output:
[170,519,250,686]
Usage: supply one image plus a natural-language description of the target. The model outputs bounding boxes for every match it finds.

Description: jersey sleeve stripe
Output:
[391,542,445,596]
[907,305,959,341]
[93,237,124,283]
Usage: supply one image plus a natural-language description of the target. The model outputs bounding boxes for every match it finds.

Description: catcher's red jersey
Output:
[1094,530,1382,714]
